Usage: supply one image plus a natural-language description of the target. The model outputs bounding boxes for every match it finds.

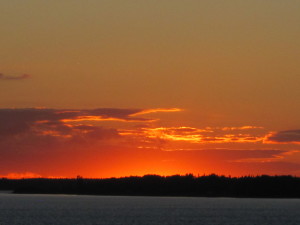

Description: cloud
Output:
[131,108,182,116]
[120,125,265,147]
[266,130,300,144]
[220,126,264,131]
[0,108,136,139]
[0,107,180,144]
[0,73,30,80]
[0,108,267,147]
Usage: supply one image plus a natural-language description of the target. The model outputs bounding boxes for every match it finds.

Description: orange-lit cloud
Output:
[220,126,264,131]
[131,108,182,116]
[57,108,180,123]
[120,126,265,147]
[61,115,155,123]
[0,108,170,137]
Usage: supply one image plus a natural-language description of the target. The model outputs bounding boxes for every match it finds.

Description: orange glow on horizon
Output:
[1,172,42,179]
[1,108,300,179]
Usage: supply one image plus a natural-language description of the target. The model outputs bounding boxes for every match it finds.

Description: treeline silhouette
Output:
[1,174,300,198]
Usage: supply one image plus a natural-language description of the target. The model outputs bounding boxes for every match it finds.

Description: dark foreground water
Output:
[0,193,300,225]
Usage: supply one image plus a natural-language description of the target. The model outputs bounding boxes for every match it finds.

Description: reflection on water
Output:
[0,193,300,225]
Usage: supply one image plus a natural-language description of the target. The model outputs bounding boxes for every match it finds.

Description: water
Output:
[0,193,300,225]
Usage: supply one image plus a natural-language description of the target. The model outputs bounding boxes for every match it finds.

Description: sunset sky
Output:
[1,1,300,178]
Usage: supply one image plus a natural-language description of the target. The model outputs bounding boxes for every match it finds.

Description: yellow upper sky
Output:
[1,1,299,128]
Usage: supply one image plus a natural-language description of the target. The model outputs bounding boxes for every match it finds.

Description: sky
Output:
[1,0,300,178]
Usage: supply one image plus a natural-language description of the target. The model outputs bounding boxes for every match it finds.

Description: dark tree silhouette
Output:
[1,174,300,198]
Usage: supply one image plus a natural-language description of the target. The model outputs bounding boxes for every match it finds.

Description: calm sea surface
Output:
[0,193,300,225]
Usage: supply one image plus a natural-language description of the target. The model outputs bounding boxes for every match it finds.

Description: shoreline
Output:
[2,174,300,199]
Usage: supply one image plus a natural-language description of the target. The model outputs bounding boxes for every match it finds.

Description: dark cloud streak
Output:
[267,130,300,144]
[0,108,154,138]
[0,73,30,80]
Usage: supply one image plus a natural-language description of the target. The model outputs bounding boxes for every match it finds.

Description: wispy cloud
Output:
[120,126,265,146]
[0,73,30,80]
[131,108,182,116]
[220,126,264,131]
